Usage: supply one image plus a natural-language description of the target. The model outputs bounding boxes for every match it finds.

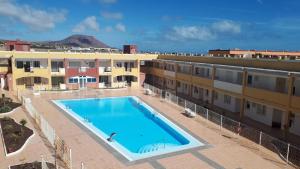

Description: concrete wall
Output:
[213,91,240,113]
[290,113,300,136]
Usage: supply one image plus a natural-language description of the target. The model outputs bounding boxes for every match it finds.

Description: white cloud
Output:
[115,23,126,32]
[166,26,216,41]
[99,0,117,4]
[101,11,123,20]
[212,20,241,34]
[72,16,100,33]
[0,0,66,31]
[166,20,241,41]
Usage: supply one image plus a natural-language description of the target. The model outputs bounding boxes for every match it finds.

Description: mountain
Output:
[48,35,110,48]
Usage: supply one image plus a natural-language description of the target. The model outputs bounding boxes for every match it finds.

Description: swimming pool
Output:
[53,96,204,161]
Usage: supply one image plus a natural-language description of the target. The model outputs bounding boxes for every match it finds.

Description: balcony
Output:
[291,96,300,110]
[51,68,65,76]
[214,80,243,94]
[14,68,49,78]
[164,70,176,78]
[99,67,112,74]
[112,67,125,76]
[124,67,139,75]
[177,72,192,82]
[192,76,213,87]
[244,87,289,106]
[150,67,164,77]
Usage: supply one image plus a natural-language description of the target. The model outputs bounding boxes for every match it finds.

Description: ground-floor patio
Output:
[6,87,293,169]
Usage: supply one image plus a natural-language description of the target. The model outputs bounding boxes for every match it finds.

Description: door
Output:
[24,61,31,72]
[276,78,286,93]
[79,76,86,89]
[272,109,282,128]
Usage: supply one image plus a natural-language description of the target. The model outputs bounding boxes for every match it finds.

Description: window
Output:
[117,76,122,81]
[87,77,97,83]
[16,61,23,68]
[194,87,198,94]
[34,77,41,84]
[256,104,266,116]
[69,61,81,68]
[116,62,122,67]
[206,69,210,78]
[205,89,209,96]
[246,101,250,109]
[224,95,231,104]
[214,92,218,100]
[33,61,40,68]
[88,62,95,68]
[68,77,78,84]
[195,67,200,75]
[247,75,253,85]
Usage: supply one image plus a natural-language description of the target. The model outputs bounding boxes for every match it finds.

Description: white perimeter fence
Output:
[144,83,300,168]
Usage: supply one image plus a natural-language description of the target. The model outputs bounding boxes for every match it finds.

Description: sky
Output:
[0,0,300,53]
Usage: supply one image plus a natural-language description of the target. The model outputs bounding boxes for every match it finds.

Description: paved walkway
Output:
[0,106,55,168]
[19,88,296,169]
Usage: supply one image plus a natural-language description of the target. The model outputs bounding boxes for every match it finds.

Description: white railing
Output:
[22,96,73,169]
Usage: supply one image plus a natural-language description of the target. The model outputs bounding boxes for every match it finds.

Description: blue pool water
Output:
[54,96,203,160]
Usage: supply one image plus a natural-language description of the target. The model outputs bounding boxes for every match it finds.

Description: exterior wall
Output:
[294,78,300,96]
[177,81,190,95]
[244,101,274,126]
[244,100,285,128]
[2,51,157,91]
[143,56,300,135]
[290,113,300,136]
[5,41,31,51]
[213,91,241,113]
[208,49,300,60]
[192,85,211,103]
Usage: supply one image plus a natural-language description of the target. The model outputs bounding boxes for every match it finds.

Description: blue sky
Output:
[0,0,300,52]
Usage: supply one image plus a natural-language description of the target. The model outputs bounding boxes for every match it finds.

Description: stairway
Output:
[137,143,176,154]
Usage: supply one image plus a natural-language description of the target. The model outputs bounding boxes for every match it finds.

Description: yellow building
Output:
[0,51,158,91]
[1,50,300,137]
[143,55,300,137]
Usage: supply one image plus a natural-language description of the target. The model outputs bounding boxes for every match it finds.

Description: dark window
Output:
[16,61,23,68]
[33,61,40,68]
[34,77,41,84]
[117,76,122,81]
[69,78,78,83]
[246,101,250,109]
[247,75,253,85]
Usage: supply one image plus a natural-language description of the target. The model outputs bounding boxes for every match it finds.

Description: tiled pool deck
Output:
[2,88,296,169]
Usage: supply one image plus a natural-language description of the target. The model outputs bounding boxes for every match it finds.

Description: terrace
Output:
[6,88,296,169]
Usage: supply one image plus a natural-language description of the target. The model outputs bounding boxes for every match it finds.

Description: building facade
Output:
[142,55,300,137]
[209,49,300,60]
[1,50,300,137]
[0,51,158,92]
[4,40,31,51]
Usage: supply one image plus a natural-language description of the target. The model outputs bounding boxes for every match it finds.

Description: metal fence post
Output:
[194,104,197,113]
[184,100,186,109]
[41,155,44,169]
[220,115,223,130]
[286,143,290,163]
[206,109,209,120]
[259,131,262,145]
[177,96,179,105]
[69,149,72,169]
